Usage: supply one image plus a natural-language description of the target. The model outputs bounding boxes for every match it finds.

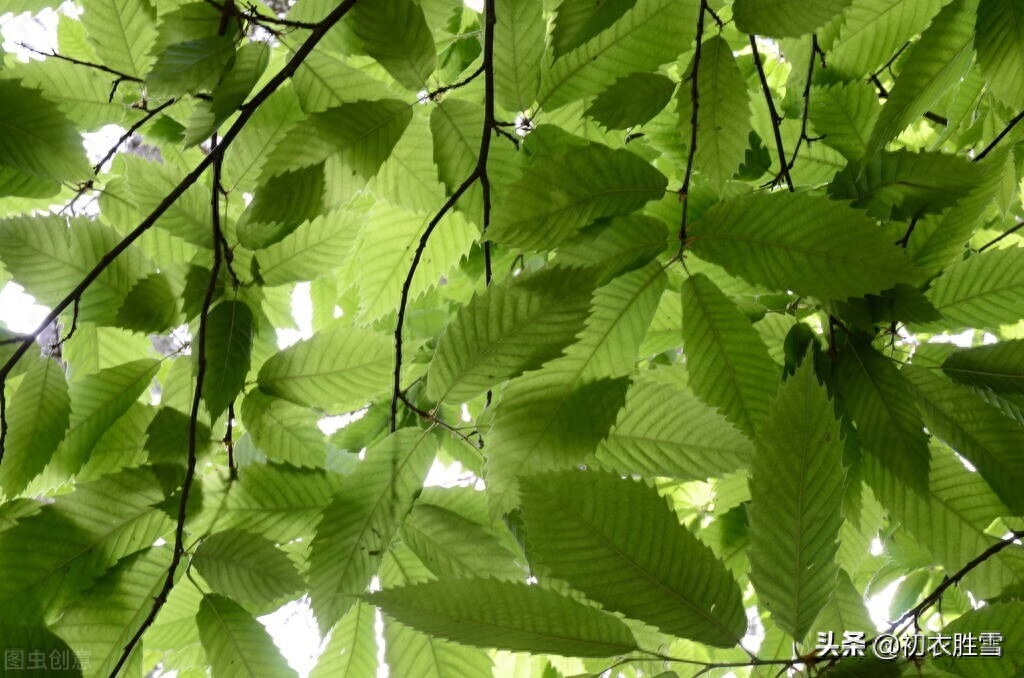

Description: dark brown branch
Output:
[225,401,237,481]
[979,220,1024,252]
[786,35,823,172]
[0,0,360,462]
[16,43,143,84]
[870,75,948,126]
[390,0,497,431]
[203,0,321,30]
[974,109,1024,162]
[883,530,1024,637]
[896,217,918,248]
[92,99,177,174]
[108,141,227,677]
[750,36,794,192]
[427,63,485,101]
[677,0,711,243]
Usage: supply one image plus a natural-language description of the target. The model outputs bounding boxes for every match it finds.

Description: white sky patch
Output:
[317,408,367,435]
[260,599,322,677]
[463,0,484,12]
[0,283,50,333]
[276,282,315,349]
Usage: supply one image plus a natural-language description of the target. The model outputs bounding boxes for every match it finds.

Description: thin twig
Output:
[427,63,485,101]
[92,100,177,174]
[896,217,918,248]
[0,0,361,463]
[16,43,142,83]
[390,0,497,430]
[678,0,710,243]
[870,75,948,126]
[204,0,321,30]
[750,36,794,192]
[108,140,228,678]
[974,109,1024,162]
[787,35,823,171]
[978,220,1024,252]
[225,401,237,481]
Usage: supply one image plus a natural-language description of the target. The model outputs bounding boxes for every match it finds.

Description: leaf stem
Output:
[677,0,711,244]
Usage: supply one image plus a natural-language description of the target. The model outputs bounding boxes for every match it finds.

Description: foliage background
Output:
[0,0,1024,676]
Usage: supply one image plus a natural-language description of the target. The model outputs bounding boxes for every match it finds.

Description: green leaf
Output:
[202,300,254,420]
[585,73,675,130]
[0,356,70,497]
[197,593,298,678]
[400,503,525,581]
[538,0,695,110]
[0,467,172,621]
[828,150,985,220]
[185,41,270,145]
[117,155,214,247]
[348,202,478,323]
[220,463,345,543]
[193,529,305,611]
[80,0,157,77]
[823,0,948,82]
[53,547,171,677]
[733,0,853,37]
[291,49,393,114]
[0,218,150,326]
[47,359,160,481]
[308,428,436,628]
[686,36,752,189]
[748,361,844,640]
[924,248,1024,331]
[937,602,1024,677]
[239,164,327,250]
[11,57,127,130]
[521,471,747,646]
[486,373,629,511]
[311,602,378,678]
[347,0,436,90]
[564,261,667,381]
[223,86,305,192]
[384,615,494,678]
[369,579,639,657]
[265,99,413,180]
[975,0,1024,109]
[116,272,180,333]
[597,375,752,480]
[493,0,544,112]
[833,338,930,493]
[0,80,90,183]
[257,322,392,412]
[255,209,362,286]
[808,82,879,160]
[942,340,1024,395]
[903,365,1024,514]
[866,0,976,152]
[0,624,84,678]
[487,144,667,251]
[550,0,637,57]
[146,36,236,96]
[425,266,597,403]
[867,443,1024,599]
[240,391,326,468]
[689,192,918,300]
[681,273,779,436]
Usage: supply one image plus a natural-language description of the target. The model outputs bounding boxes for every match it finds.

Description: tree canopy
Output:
[1,0,1023,676]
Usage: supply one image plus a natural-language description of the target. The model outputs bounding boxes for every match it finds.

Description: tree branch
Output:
[750,36,794,192]
[870,75,948,126]
[786,35,823,171]
[92,99,178,174]
[0,0,361,461]
[16,43,142,84]
[974,108,1024,162]
[390,0,497,431]
[979,220,1024,252]
[108,140,228,678]
[677,0,711,243]
[203,0,322,30]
